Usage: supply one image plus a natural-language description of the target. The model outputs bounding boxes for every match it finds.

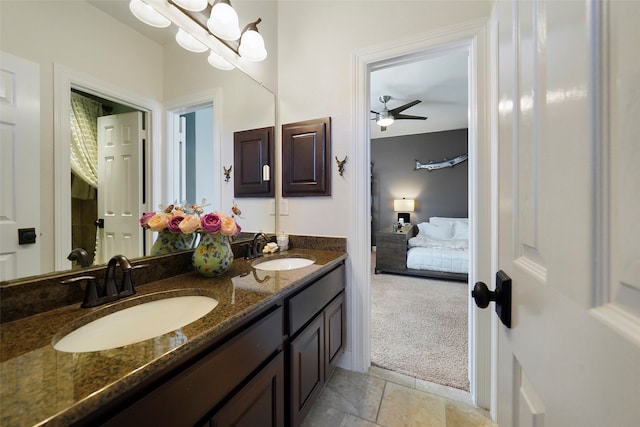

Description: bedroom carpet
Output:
[370,268,470,391]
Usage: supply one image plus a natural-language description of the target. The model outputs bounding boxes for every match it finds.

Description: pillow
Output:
[430,217,468,227]
[452,221,469,240]
[417,222,452,240]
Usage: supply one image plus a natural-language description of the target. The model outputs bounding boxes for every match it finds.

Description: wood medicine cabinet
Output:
[234,126,275,197]
[282,117,331,197]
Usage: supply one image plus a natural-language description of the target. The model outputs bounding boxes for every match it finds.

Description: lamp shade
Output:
[394,199,415,212]
[175,28,208,53]
[173,0,208,12]
[207,0,241,41]
[208,50,235,70]
[129,0,171,28]
[239,20,267,61]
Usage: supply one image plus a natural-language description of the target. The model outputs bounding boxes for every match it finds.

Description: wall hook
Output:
[336,156,348,176]
[223,165,232,182]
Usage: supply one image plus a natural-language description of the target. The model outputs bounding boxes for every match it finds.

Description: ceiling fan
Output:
[371,95,428,131]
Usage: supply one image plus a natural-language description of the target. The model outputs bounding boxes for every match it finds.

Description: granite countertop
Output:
[0,249,347,427]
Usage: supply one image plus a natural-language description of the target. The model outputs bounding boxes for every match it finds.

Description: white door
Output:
[0,52,40,280]
[492,1,640,425]
[95,112,144,264]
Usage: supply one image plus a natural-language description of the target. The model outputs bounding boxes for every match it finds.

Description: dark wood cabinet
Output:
[375,224,414,274]
[286,265,346,427]
[211,353,285,427]
[282,118,331,197]
[234,126,274,197]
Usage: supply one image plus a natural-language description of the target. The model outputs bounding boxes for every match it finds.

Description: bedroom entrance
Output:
[368,50,471,392]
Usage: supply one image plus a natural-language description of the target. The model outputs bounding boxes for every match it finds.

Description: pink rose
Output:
[178,215,201,234]
[147,213,169,231]
[200,212,221,234]
[220,214,238,236]
[233,222,242,238]
[140,212,155,229]
[167,215,184,233]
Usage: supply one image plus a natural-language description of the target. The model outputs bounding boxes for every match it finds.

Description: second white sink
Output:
[53,295,218,353]
[253,257,314,271]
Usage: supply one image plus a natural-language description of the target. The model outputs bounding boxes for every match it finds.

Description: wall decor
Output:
[336,156,348,176]
[414,153,468,171]
[282,117,331,197]
[223,165,232,183]
[234,126,275,197]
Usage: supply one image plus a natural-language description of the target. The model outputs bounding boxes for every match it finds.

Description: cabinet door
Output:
[233,126,274,197]
[212,353,284,427]
[290,314,325,427]
[324,291,345,380]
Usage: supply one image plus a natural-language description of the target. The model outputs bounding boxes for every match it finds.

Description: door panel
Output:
[495,1,640,426]
[96,112,143,264]
[0,52,40,280]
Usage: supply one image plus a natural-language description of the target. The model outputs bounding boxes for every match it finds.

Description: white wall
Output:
[276,0,492,237]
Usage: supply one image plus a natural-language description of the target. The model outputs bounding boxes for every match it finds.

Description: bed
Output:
[405,217,469,281]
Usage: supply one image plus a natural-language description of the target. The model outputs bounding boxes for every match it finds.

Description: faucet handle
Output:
[61,276,99,308]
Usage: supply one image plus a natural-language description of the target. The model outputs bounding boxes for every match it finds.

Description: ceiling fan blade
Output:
[370,110,380,114]
[394,114,428,120]
[389,99,421,115]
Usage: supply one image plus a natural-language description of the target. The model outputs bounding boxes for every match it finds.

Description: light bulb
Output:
[129,0,170,28]
[239,29,267,61]
[207,1,241,41]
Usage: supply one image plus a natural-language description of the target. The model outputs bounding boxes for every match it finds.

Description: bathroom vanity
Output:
[0,246,346,427]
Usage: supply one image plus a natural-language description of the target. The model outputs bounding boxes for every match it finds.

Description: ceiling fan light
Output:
[175,28,208,53]
[172,0,208,12]
[239,23,267,61]
[208,51,235,70]
[129,0,171,28]
[207,0,241,41]
[376,113,394,127]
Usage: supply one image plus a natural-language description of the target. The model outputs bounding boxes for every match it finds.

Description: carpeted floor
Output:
[370,264,470,391]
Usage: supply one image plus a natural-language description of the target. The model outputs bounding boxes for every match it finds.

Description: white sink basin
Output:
[53,296,218,353]
[253,257,314,271]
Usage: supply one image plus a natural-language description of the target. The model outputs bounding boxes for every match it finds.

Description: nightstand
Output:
[375,224,415,274]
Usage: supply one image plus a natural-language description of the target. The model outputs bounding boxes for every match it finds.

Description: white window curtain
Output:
[70,92,101,197]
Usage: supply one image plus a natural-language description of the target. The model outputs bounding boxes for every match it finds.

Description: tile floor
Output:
[302,366,496,427]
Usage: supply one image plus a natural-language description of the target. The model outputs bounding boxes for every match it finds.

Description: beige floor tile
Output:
[311,368,386,423]
[368,366,416,388]
[444,400,496,427]
[376,382,447,427]
[301,402,346,427]
[414,378,473,406]
[339,413,384,427]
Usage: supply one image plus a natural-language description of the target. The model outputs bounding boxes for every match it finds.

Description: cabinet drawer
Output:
[104,306,283,427]
[287,264,345,334]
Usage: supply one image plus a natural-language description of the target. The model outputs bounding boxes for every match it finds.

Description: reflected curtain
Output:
[70,92,101,199]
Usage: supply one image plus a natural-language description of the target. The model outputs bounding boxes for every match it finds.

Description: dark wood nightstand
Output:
[375,224,416,274]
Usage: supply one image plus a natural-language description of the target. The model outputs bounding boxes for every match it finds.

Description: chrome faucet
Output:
[61,255,145,308]
[245,233,271,260]
[67,248,91,268]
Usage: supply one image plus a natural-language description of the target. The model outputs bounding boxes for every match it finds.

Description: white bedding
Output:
[406,217,470,274]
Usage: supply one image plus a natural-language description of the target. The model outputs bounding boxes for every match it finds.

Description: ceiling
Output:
[370,50,469,139]
[88,1,469,140]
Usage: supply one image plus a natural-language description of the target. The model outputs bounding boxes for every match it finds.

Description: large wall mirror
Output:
[0,0,276,281]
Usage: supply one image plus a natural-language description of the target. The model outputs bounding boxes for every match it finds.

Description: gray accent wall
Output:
[371,128,468,245]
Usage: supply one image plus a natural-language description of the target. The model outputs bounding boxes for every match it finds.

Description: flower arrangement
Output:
[140,200,242,238]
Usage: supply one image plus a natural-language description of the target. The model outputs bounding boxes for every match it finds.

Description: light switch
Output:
[269,200,276,215]
[279,198,289,216]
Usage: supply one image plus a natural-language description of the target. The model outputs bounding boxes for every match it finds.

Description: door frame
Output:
[349,18,495,410]
[53,64,162,271]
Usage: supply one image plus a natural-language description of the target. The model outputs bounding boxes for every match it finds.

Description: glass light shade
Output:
[207,2,241,41]
[208,51,235,70]
[173,0,208,12]
[239,29,267,61]
[175,28,208,53]
[129,0,171,28]
[394,199,415,212]
[376,112,394,127]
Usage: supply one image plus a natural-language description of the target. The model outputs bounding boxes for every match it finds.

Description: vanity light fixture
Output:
[239,19,267,61]
[172,0,208,12]
[129,0,171,28]
[207,0,241,41]
[208,50,235,70]
[129,0,268,71]
[176,28,209,52]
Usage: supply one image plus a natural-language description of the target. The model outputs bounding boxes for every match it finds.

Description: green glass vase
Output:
[191,233,234,277]
[150,229,195,256]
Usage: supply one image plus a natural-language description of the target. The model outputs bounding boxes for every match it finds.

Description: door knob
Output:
[472,270,512,328]
[95,218,104,228]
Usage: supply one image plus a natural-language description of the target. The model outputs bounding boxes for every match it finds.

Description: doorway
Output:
[69,89,142,267]
[350,20,493,409]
